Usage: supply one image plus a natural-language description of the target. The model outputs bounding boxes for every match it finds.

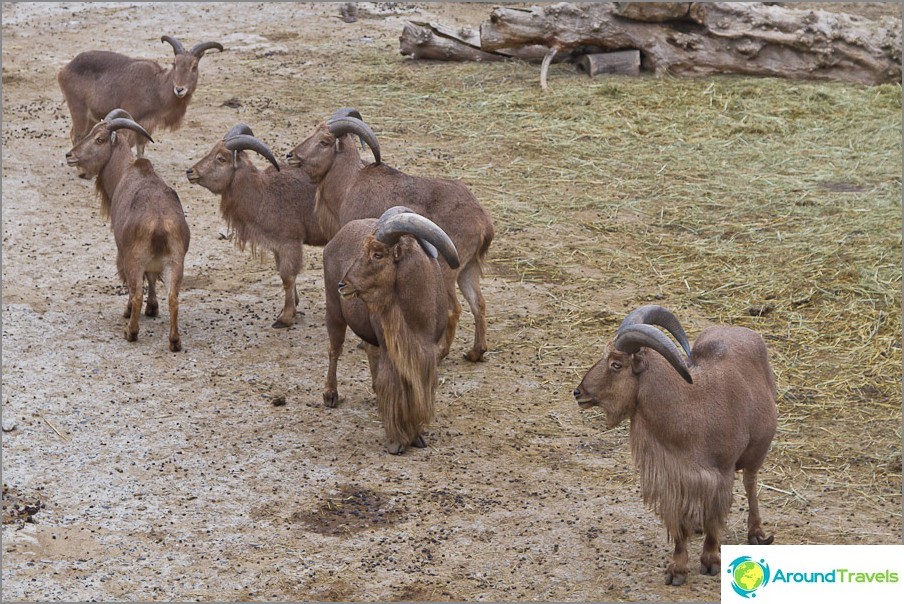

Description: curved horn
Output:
[224,123,254,140]
[327,116,381,165]
[161,35,186,55]
[103,109,135,122]
[615,324,693,384]
[329,107,362,121]
[618,304,691,357]
[190,41,224,57]
[375,206,438,259]
[375,207,460,269]
[224,134,281,172]
[106,118,154,143]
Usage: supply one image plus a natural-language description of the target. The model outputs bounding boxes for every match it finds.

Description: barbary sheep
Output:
[573,305,776,586]
[186,124,327,328]
[65,109,190,352]
[287,109,493,362]
[323,206,460,454]
[58,35,223,158]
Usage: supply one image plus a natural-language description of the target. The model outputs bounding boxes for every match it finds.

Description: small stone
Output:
[271,395,287,407]
[2,419,16,432]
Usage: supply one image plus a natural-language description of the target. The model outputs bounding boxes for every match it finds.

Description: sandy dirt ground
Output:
[1,2,901,602]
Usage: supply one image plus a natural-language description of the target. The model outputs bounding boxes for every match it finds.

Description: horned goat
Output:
[58,35,223,158]
[323,206,460,454]
[65,109,191,352]
[573,305,777,587]
[287,109,493,362]
[187,124,327,328]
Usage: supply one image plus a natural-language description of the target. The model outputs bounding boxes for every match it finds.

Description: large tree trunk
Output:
[477,2,901,85]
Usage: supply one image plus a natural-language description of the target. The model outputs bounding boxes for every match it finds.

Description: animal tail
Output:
[474,225,494,277]
[150,225,170,257]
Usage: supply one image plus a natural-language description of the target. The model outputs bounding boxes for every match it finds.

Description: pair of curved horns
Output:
[102,109,154,143]
[615,305,693,384]
[327,113,381,165]
[161,36,224,57]
[374,206,460,269]
[224,125,280,171]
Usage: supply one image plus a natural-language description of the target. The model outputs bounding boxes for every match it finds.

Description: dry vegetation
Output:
[1,2,901,602]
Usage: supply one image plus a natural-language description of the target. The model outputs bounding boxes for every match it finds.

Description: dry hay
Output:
[224,41,903,521]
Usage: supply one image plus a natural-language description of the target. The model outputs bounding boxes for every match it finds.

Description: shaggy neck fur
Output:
[154,67,190,132]
[370,280,437,447]
[94,139,135,220]
[219,166,270,256]
[316,137,362,238]
[629,406,733,542]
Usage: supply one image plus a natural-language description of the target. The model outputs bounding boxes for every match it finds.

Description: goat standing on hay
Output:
[58,35,223,158]
[324,206,460,454]
[573,305,776,586]
[287,109,493,362]
[65,109,190,352]
[187,124,327,328]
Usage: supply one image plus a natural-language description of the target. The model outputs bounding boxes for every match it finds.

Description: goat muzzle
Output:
[185,168,200,184]
[286,153,302,168]
[337,281,357,299]
[173,86,188,98]
[573,387,597,409]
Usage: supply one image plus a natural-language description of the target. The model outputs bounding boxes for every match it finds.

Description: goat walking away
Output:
[66,109,190,352]
[187,124,327,328]
[323,207,460,454]
[574,305,776,586]
[58,35,223,158]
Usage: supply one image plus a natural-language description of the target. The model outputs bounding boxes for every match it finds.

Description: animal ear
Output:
[392,241,404,262]
[631,351,647,375]
[110,131,117,144]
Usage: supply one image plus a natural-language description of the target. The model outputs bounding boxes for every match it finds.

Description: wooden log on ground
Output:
[576,50,641,76]
[400,21,565,63]
[479,2,902,85]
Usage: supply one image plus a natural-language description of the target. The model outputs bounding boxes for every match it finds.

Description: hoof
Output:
[700,562,720,576]
[665,572,687,587]
[464,348,486,363]
[386,442,405,455]
[749,533,774,545]
[272,319,293,329]
[411,435,427,449]
[170,339,182,353]
[124,330,138,342]
[145,304,159,318]
[323,392,339,409]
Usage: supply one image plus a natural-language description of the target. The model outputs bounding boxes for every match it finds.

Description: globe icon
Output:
[733,560,765,592]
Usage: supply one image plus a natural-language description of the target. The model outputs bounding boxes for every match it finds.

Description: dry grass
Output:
[253,47,903,508]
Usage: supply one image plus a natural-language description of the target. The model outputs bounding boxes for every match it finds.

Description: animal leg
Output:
[364,342,380,392]
[323,306,346,408]
[124,269,144,343]
[665,526,690,586]
[457,260,487,362]
[167,259,184,352]
[144,272,160,317]
[439,299,460,361]
[699,516,721,576]
[272,272,298,329]
[744,468,774,545]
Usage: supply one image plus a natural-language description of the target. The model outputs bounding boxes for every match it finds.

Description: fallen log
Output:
[399,21,569,63]
[479,2,901,86]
